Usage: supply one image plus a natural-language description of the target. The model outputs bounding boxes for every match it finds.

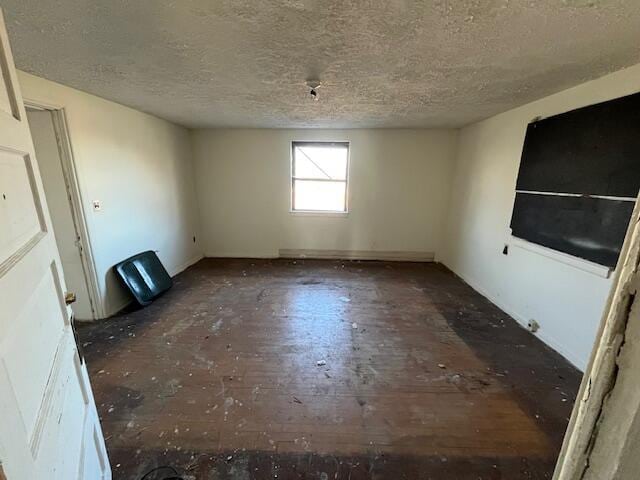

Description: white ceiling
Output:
[3,1,640,129]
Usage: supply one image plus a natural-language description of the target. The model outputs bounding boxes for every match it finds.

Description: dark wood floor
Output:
[78,259,581,480]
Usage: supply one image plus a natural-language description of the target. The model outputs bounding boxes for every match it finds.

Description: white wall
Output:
[442,63,640,371]
[191,129,458,259]
[19,71,203,318]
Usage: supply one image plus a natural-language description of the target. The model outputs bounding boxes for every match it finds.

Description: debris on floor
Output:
[78,258,582,480]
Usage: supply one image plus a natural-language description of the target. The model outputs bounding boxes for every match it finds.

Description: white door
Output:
[0,9,110,480]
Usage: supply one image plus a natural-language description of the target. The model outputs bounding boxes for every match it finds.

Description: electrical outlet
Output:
[92,200,102,211]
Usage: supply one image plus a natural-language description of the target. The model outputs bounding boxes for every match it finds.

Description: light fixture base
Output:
[306,79,321,101]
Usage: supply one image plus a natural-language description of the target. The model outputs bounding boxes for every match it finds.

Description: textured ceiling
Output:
[2,0,640,128]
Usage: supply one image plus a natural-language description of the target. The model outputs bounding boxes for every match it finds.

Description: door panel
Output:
[0,8,110,480]
[81,426,109,480]
[3,262,66,437]
[0,28,20,121]
[33,338,85,477]
[0,66,14,116]
[0,150,44,268]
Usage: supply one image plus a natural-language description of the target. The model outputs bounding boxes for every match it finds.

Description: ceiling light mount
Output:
[306,79,321,101]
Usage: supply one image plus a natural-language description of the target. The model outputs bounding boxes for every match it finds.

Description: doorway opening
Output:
[26,103,101,321]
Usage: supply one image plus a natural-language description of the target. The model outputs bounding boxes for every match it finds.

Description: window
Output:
[291,141,349,213]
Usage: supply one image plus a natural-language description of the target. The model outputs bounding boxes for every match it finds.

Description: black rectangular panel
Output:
[114,250,173,306]
[510,193,634,268]
[516,91,640,198]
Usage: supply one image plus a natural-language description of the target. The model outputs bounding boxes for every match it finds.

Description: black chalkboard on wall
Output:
[510,91,640,268]
[511,194,634,268]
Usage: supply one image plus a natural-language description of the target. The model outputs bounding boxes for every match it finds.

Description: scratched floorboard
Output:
[78,258,582,480]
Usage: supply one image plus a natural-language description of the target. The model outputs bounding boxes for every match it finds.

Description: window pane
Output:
[294,180,346,211]
[294,145,348,180]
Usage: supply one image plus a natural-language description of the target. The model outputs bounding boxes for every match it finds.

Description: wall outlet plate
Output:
[92,200,101,211]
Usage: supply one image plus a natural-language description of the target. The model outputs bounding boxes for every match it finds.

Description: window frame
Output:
[290,141,350,214]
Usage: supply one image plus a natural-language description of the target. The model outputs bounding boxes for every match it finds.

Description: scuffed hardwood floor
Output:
[78,259,581,479]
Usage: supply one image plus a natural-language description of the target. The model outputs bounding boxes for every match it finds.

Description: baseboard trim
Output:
[104,296,133,319]
[278,249,435,262]
[204,252,279,259]
[168,253,204,277]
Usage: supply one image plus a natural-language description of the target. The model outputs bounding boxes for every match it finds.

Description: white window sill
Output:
[289,210,349,217]
[510,236,613,279]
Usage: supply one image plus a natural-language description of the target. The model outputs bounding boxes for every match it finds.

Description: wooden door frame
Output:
[554,196,640,478]
[23,99,103,320]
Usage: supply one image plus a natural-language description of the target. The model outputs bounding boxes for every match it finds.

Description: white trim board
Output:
[510,236,612,279]
[514,190,636,203]
[104,296,133,319]
[167,254,204,277]
[204,252,279,259]
[278,249,435,262]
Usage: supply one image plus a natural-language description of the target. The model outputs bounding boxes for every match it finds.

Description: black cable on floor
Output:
[140,465,185,480]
